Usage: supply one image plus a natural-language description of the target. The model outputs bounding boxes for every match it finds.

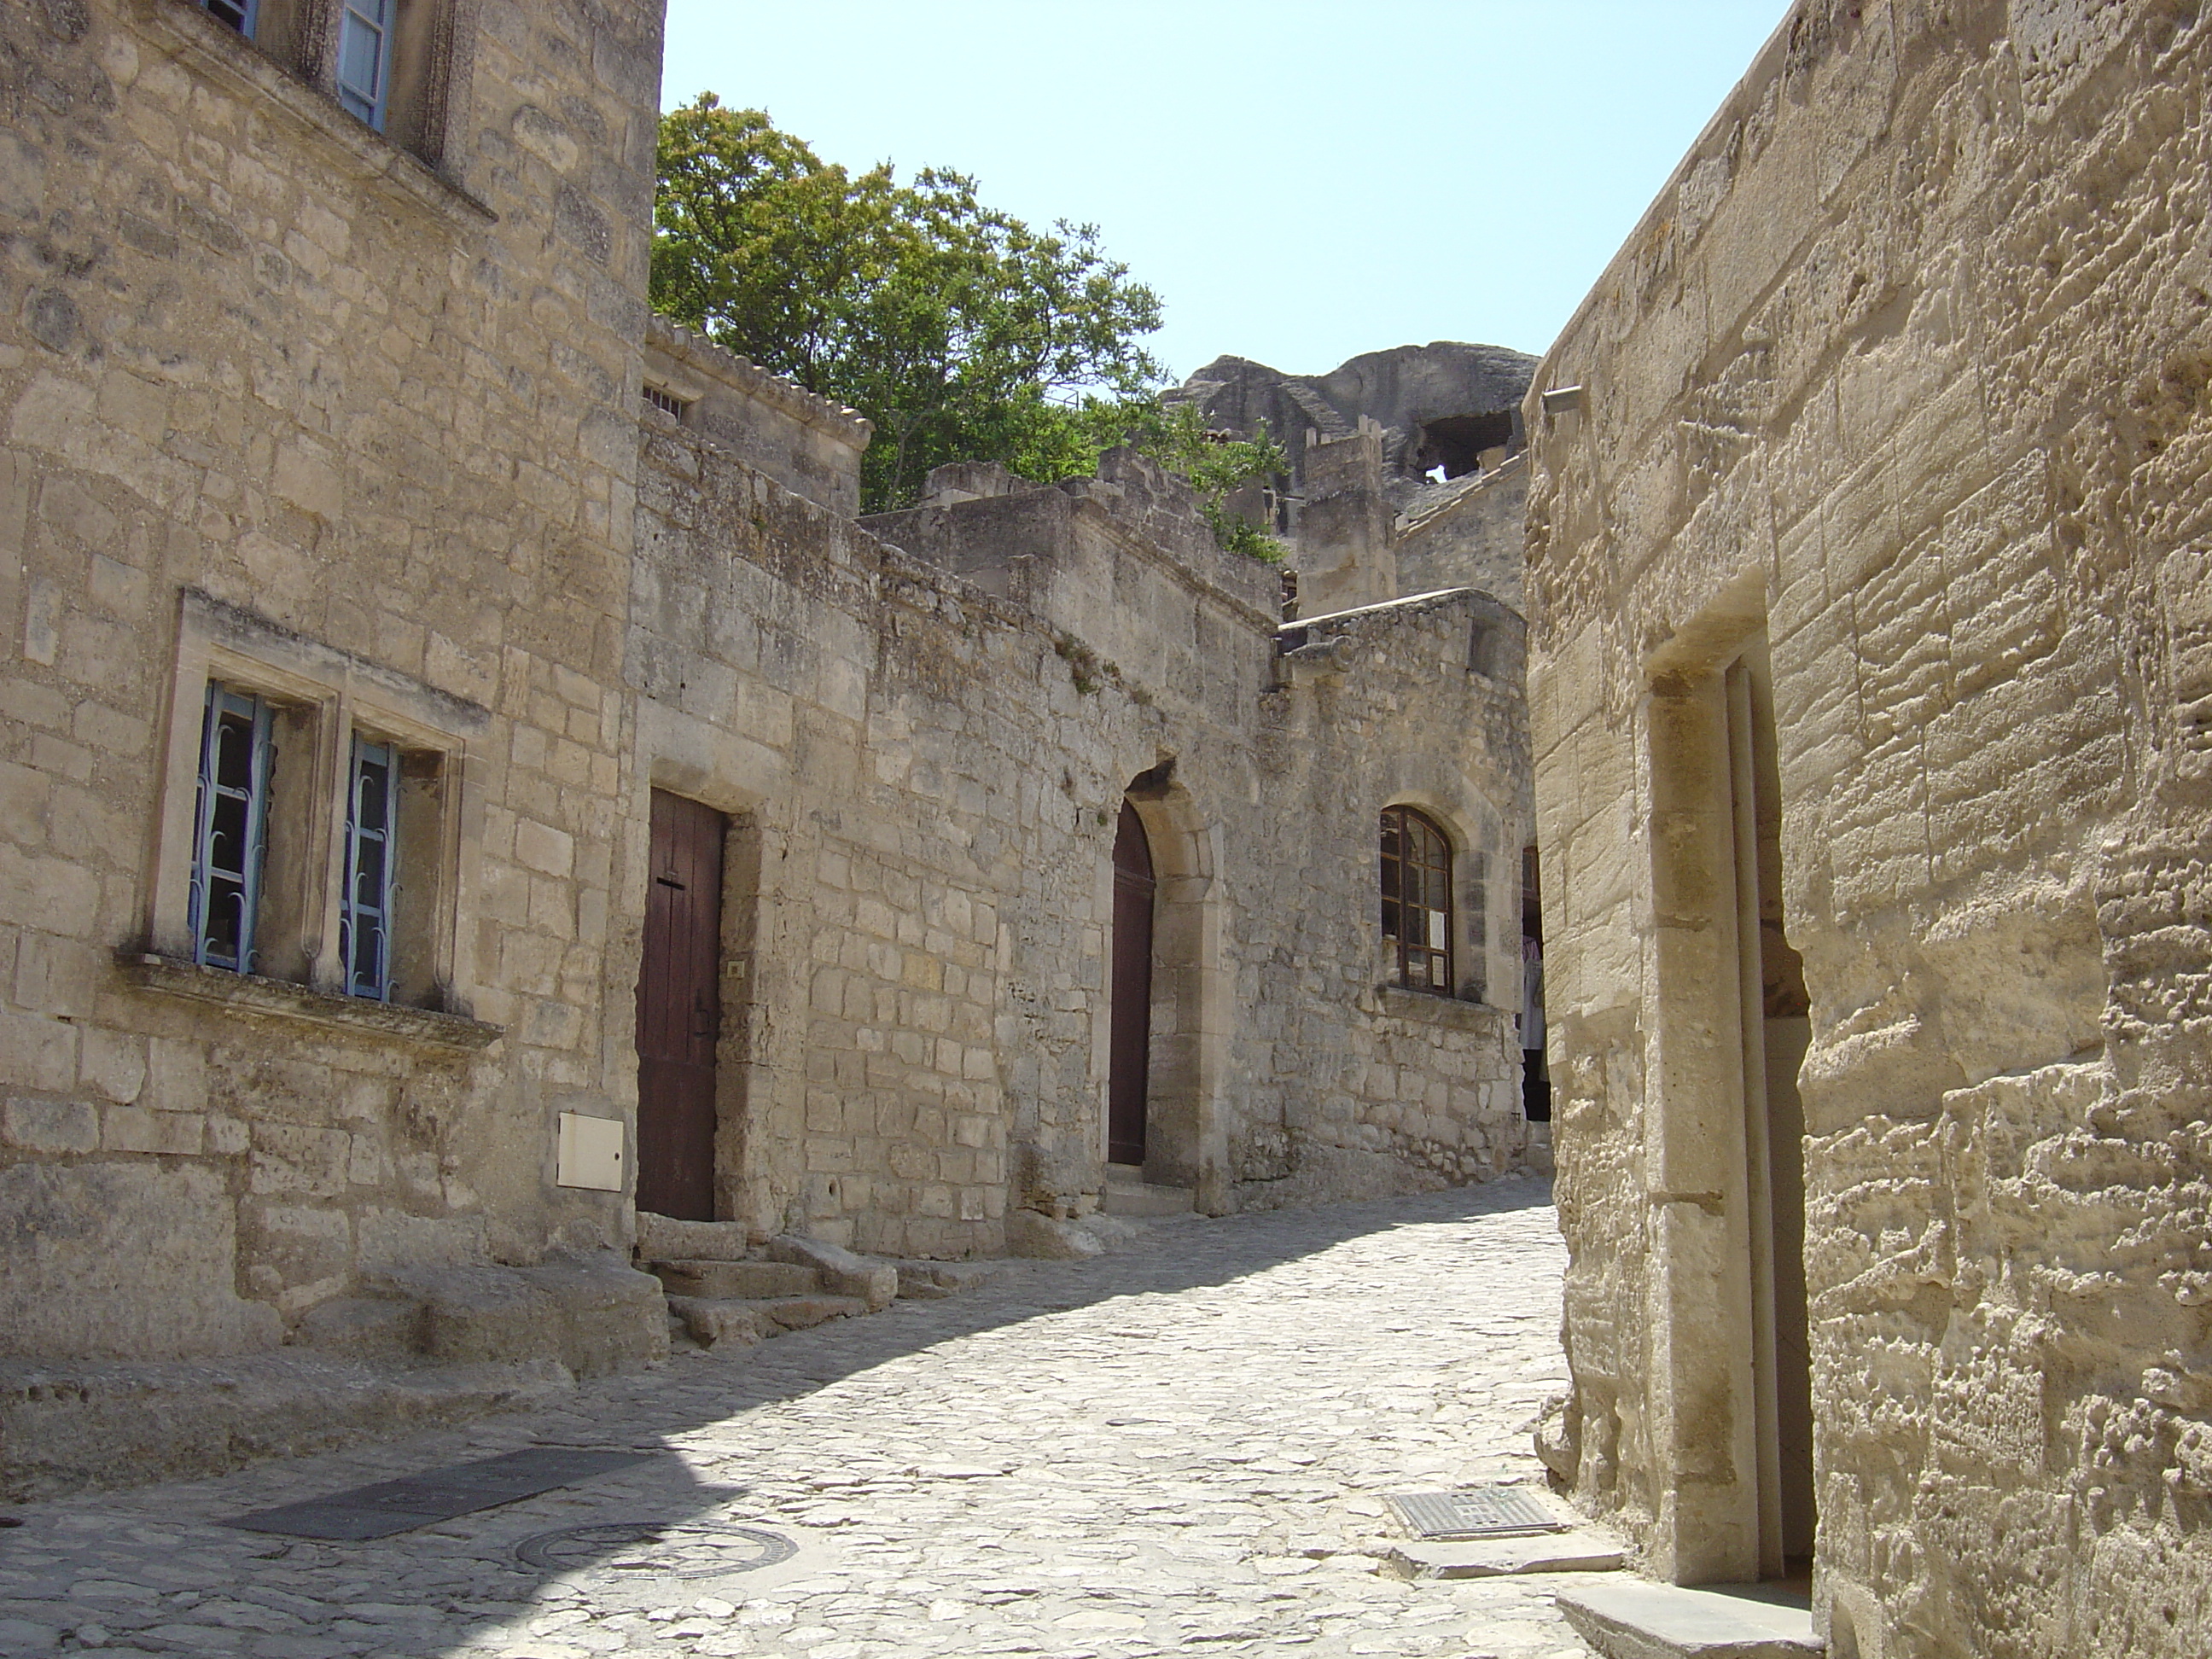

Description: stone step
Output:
[1556,1580,1822,1659]
[664,1295,870,1349]
[635,1212,754,1263]
[1383,1529,1627,1580]
[1100,1168,1196,1218]
[647,1259,820,1300]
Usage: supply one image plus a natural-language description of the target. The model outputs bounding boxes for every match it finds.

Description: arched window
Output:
[1381,806,1453,992]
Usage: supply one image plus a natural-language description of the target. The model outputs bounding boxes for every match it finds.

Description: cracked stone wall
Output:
[1528,3,2212,1656]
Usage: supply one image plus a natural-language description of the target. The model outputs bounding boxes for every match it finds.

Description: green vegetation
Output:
[650,96,1284,555]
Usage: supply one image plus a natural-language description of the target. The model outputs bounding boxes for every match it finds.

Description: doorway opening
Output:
[1108,799,1155,1167]
[1725,648,1814,1577]
[636,788,725,1221]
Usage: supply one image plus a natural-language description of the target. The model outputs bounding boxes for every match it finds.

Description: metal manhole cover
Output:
[1385,1487,1566,1540]
[515,1521,798,1579]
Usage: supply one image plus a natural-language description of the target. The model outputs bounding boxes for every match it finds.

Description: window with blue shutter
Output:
[189,685,274,974]
[341,735,399,1000]
[336,0,396,131]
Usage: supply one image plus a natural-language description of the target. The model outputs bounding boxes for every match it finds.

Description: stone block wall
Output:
[0,0,664,1357]
[1527,4,2212,1655]
[637,396,1535,1251]
[1394,456,1528,613]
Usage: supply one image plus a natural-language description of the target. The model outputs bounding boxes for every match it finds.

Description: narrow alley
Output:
[0,1181,1592,1659]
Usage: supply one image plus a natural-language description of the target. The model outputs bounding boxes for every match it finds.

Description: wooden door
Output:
[636,789,724,1220]
[1109,800,1155,1167]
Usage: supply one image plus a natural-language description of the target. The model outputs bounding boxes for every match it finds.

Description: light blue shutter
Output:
[341,735,399,1000]
[336,0,396,131]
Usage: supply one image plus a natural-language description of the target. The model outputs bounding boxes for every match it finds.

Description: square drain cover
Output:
[224,1447,651,1540]
[1386,1486,1566,1540]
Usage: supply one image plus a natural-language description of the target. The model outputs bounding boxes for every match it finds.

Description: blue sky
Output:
[661,2,1794,381]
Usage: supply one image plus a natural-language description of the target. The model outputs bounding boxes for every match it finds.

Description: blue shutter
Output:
[341,735,399,1000]
[189,685,272,974]
[336,0,396,131]
[202,0,259,36]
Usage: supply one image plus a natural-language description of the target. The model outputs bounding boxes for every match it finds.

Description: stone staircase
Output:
[636,1214,999,1350]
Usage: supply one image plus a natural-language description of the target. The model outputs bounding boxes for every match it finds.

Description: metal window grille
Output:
[336,0,396,130]
[643,384,688,420]
[189,685,273,974]
[201,0,258,34]
[341,735,399,1000]
[1381,804,1453,992]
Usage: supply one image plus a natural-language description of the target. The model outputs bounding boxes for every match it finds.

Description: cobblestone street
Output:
[0,1180,1595,1659]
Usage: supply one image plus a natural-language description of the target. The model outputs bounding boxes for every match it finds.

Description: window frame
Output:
[147,592,486,1017]
[189,684,275,973]
[1381,803,1456,996]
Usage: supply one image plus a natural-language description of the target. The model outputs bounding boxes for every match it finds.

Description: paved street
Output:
[0,1179,1594,1659]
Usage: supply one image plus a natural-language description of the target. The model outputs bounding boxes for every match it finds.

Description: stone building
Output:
[1528,3,2212,1656]
[0,0,1534,1493]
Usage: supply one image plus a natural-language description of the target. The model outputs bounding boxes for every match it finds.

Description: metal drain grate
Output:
[1385,1486,1567,1540]
[224,1447,652,1540]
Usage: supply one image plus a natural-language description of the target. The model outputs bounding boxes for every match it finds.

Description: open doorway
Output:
[1725,648,1814,1576]
[1108,799,1155,1168]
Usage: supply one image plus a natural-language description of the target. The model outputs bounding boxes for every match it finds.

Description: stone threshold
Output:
[1557,1579,1822,1659]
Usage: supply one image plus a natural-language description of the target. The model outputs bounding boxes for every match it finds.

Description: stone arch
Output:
[1117,771,1230,1211]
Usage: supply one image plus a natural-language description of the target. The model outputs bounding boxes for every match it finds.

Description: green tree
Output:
[652,96,1167,514]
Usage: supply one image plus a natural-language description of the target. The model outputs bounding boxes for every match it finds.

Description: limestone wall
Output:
[1394,456,1528,613]
[0,0,663,1355]
[637,421,1534,1249]
[1527,4,2212,1655]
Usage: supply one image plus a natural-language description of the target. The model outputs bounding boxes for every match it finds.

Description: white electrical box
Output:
[556,1112,626,1191]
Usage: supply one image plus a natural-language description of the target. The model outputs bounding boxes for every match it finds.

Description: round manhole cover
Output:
[515,1521,799,1579]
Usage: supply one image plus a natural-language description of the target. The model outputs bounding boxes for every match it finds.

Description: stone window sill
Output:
[119,954,503,1051]
[139,1,496,230]
[1377,984,1507,1031]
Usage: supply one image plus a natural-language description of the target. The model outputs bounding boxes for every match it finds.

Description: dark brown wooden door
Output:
[636,789,724,1220]
[1109,800,1155,1167]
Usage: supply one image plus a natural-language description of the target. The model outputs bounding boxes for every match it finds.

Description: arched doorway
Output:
[1108,800,1155,1167]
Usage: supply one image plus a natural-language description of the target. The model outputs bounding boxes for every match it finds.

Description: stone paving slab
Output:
[0,1179,1603,1657]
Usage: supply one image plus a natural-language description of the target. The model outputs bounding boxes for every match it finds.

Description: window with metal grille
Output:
[336,0,396,129]
[1381,805,1453,992]
[201,0,257,34]
[643,384,689,421]
[341,735,399,999]
[189,684,274,974]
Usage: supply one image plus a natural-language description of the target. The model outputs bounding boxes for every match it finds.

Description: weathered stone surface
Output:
[662,1295,777,1349]
[1528,5,2212,1656]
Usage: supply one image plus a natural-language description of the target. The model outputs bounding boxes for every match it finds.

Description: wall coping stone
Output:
[118,954,503,1051]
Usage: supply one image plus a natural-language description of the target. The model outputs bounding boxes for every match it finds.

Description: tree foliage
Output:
[650,96,1284,553]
